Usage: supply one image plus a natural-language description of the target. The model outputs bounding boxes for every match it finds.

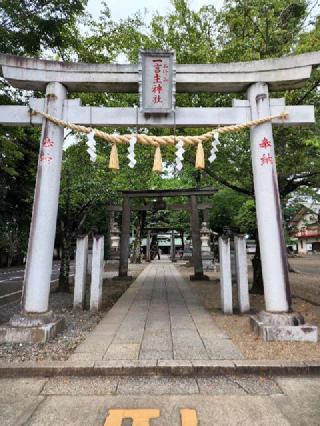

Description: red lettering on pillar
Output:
[259,137,272,149]
[260,153,273,165]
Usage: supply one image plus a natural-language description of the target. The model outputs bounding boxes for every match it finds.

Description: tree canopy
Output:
[0,0,320,273]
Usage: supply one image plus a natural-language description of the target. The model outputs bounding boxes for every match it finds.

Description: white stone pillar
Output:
[23,82,67,313]
[219,237,233,314]
[90,236,104,311]
[247,83,289,313]
[234,235,250,313]
[74,235,88,310]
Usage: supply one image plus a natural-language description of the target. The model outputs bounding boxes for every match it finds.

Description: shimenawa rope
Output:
[30,108,288,171]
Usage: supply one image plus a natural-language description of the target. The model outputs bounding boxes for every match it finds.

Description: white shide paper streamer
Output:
[86,131,97,162]
[208,131,220,163]
[127,135,137,168]
[175,140,185,171]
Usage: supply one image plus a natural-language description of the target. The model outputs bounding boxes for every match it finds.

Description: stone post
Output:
[247,83,289,312]
[190,195,207,280]
[219,236,233,314]
[90,235,104,311]
[118,196,131,279]
[234,235,250,313]
[74,235,88,310]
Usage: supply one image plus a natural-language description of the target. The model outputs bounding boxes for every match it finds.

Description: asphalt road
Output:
[0,261,74,307]
[1,375,320,425]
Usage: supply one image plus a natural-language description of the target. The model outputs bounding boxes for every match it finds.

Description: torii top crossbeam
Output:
[1,51,320,92]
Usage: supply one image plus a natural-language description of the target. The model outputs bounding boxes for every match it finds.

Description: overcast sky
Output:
[87,0,224,20]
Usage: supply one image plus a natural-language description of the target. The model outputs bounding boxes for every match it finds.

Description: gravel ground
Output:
[177,256,320,361]
[0,263,146,363]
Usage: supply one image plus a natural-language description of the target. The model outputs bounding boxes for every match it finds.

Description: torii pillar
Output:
[117,195,132,279]
[0,82,66,343]
[190,195,209,280]
[247,82,317,341]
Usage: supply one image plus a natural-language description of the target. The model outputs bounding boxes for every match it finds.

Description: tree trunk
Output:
[180,231,185,251]
[250,230,264,294]
[130,211,146,264]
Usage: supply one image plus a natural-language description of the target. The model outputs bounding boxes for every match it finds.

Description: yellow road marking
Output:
[104,409,160,426]
[180,409,198,426]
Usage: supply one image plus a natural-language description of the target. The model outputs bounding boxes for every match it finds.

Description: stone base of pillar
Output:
[190,273,209,281]
[250,311,318,342]
[0,311,64,344]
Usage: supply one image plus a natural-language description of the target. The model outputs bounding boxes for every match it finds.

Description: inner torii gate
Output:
[0,52,318,342]
[110,188,217,280]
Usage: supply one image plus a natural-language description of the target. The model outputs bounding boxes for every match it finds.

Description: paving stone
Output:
[141,331,172,351]
[104,343,140,360]
[158,360,193,368]
[42,376,119,395]
[170,318,196,329]
[144,320,171,331]
[191,360,236,374]
[117,376,199,395]
[203,338,243,360]
[172,328,203,345]
[174,345,209,360]
[196,326,230,340]
[112,328,145,344]
[74,338,112,354]
[93,360,158,376]
[197,377,246,395]
[68,352,104,362]
[233,376,283,395]
[23,395,110,426]
[139,350,173,360]
[0,378,47,397]
[272,377,320,425]
[0,396,45,426]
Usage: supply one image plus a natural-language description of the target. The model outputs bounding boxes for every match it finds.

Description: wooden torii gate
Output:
[0,52,317,342]
[109,188,217,280]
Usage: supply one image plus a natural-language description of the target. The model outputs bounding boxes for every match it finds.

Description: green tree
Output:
[0,0,88,267]
[0,0,87,56]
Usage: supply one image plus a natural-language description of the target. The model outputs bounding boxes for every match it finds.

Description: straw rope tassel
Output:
[195,141,205,170]
[153,145,163,173]
[109,143,119,170]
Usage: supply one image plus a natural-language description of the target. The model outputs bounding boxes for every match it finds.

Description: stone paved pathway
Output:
[70,261,243,362]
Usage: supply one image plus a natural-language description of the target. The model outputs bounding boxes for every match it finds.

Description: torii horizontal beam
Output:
[1,52,320,92]
[0,98,314,128]
[106,202,212,211]
[121,188,218,198]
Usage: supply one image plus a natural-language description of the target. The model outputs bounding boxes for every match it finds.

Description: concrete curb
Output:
[0,360,319,378]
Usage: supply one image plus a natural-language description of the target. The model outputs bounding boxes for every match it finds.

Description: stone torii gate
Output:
[0,52,318,343]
